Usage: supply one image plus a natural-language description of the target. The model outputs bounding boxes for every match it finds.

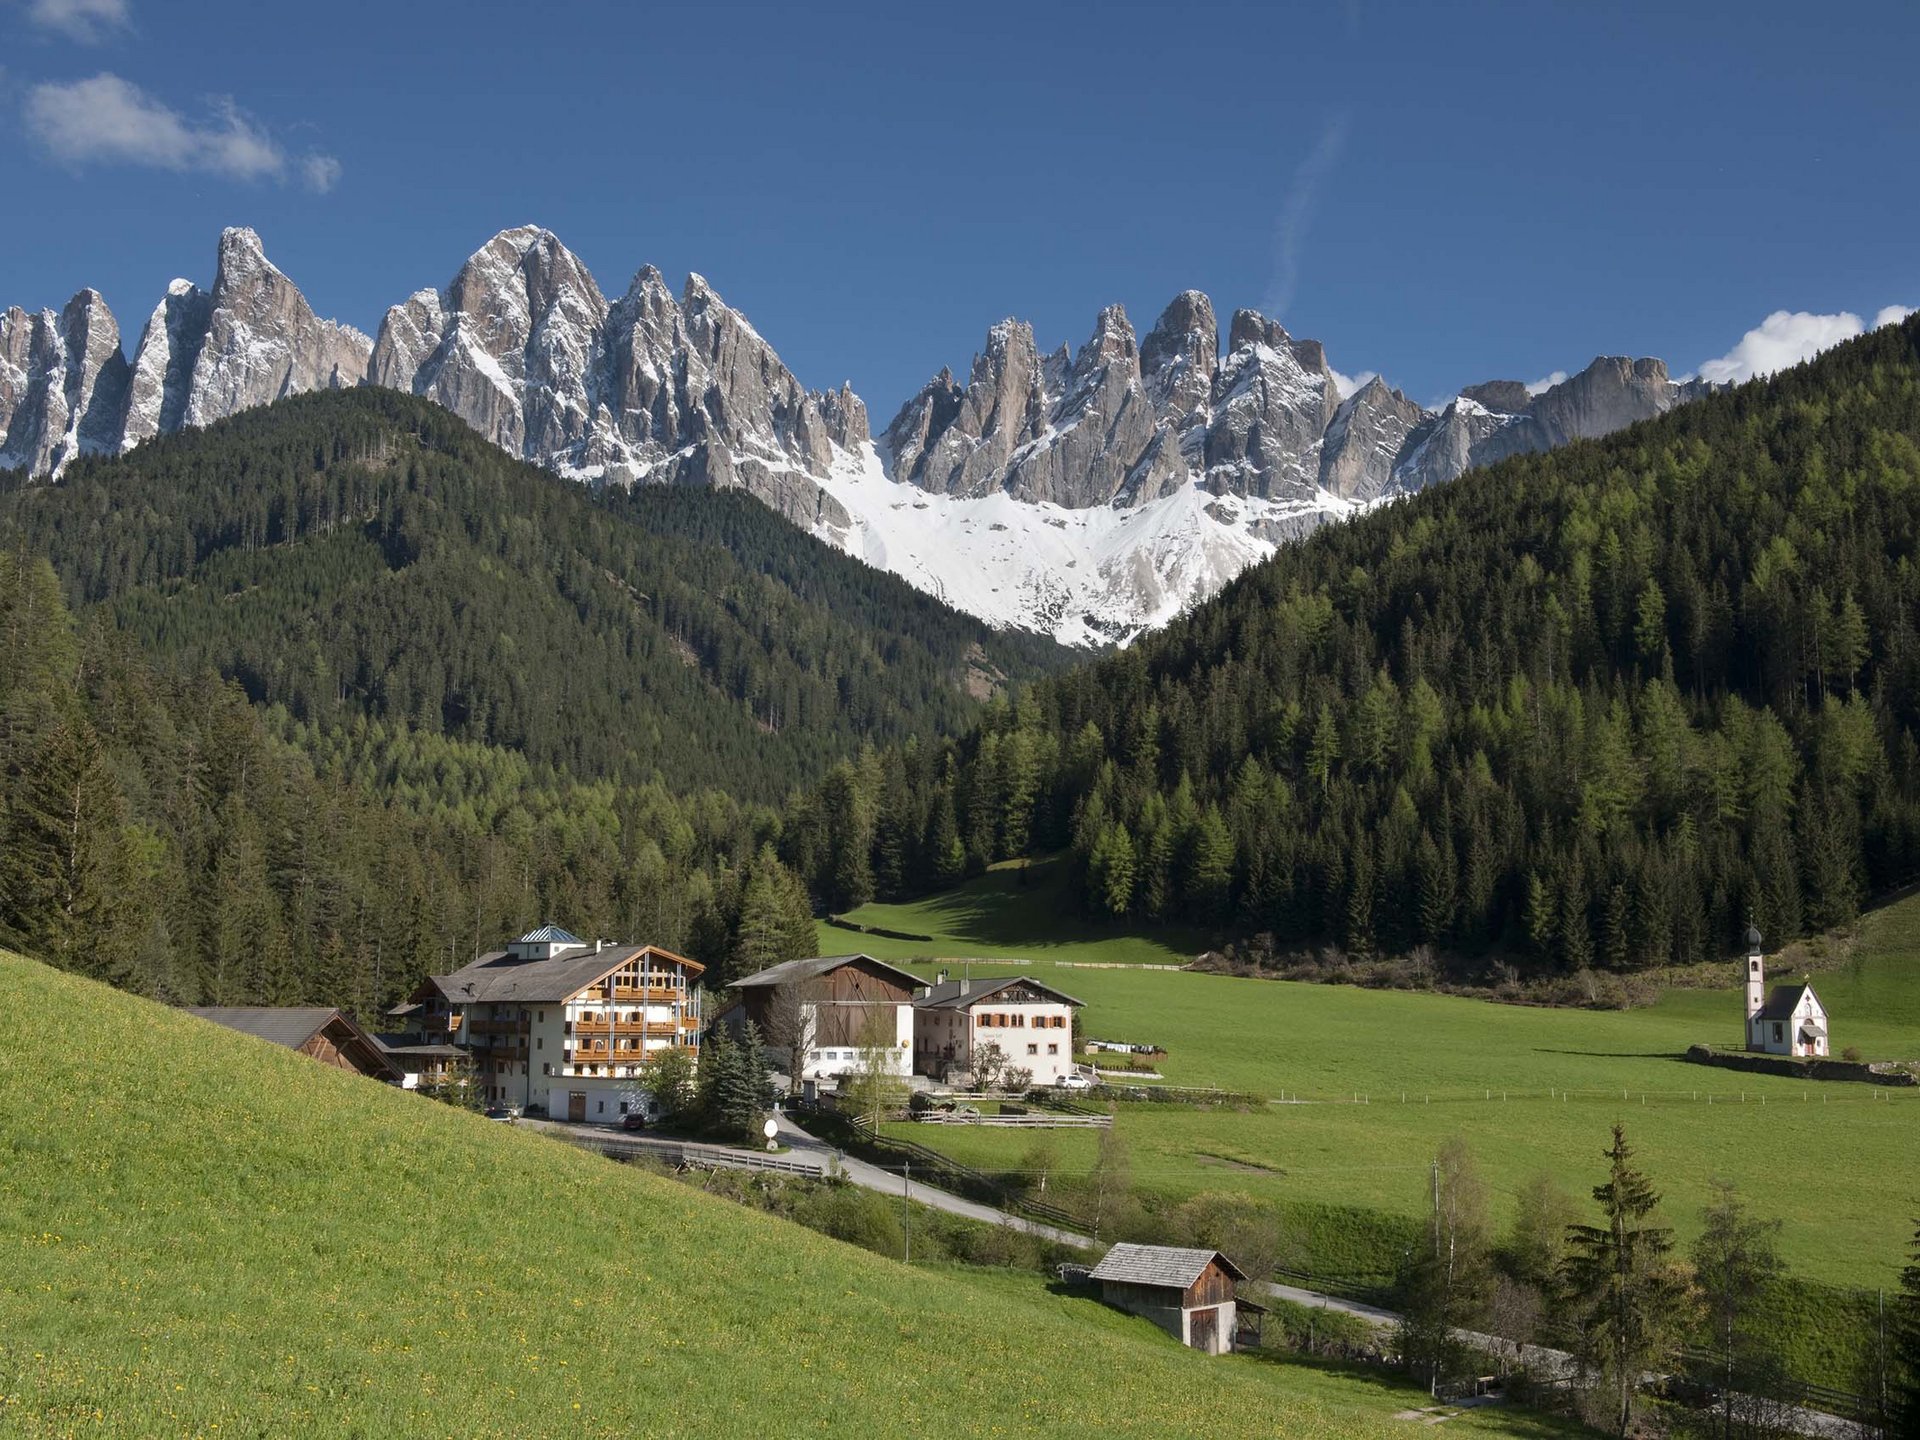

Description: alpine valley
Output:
[2,225,1716,646]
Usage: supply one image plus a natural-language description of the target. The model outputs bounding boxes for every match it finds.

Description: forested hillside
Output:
[0,390,1069,1011]
[0,388,1062,802]
[788,316,1920,973]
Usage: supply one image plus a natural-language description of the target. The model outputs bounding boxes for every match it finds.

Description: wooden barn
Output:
[187,1006,400,1083]
[728,954,921,1080]
[1087,1243,1260,1355]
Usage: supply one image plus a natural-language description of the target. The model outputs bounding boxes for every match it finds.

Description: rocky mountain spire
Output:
[0,289,130,476]
[183,227,369,429]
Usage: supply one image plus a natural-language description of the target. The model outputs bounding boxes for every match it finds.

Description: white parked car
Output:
[1054,1071,1094,1091]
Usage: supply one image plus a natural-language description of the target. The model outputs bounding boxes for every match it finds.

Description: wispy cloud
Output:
[299,152,342,195]
[24,72,340,191]
[1265,112,1350,322]
[1697,305,1914,383]
[1525,370,1569,395]
[26,0,130,43]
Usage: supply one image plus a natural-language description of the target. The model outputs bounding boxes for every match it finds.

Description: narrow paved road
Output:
[535,1115,1862,1439]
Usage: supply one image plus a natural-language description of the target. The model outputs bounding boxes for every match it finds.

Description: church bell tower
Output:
[1743,924,1765,1049]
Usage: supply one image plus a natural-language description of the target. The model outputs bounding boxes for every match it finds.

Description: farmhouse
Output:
[187,1006,400,1083]
[1086,1244,1260,1355]
[392,925,704,1119]
[1742,926,1829,1058]
[912,973,1083,1086]
[729,953,920,1080]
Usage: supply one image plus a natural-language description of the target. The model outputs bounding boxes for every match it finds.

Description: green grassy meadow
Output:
[0,949,1581,1438]
[853,877,1920,1293]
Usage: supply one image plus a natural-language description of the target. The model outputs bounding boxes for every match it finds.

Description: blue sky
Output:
[2,0,1914,414]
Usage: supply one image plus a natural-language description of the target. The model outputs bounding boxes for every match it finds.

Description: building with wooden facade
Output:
[187,1006,400,1083]
[728,954,921,1080]
[1086,1244,1259,1355]
[391,925,703,1120]
[911,974,1083,1086]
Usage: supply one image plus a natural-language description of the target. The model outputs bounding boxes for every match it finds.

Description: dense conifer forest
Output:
[4,319,1919,1016]
[787,316,1920,974]
[0,388,1062,801]
[0,390,1055,1011]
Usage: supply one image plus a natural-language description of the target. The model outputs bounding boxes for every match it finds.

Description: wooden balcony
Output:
[609,985,685,1003]
[569,1019,690,1039]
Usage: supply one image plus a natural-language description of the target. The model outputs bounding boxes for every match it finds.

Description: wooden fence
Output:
[915,1111,1112,1128]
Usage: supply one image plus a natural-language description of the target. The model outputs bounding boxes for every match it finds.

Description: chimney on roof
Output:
[595,938,603,954]
[936,969,949,986]
[959,977,970,995]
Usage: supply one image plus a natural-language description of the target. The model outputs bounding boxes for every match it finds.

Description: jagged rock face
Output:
[183,228,369,429]
[1006,306,1177,508]
[882,319,1054,496]
[0,307,34,446]
[1522,355,1686,447]
[814,382,869,452]
[369,234,854,530]
[0,290,130,476]
[1318,376,1427,501]
[371,226,606,460]
[123,280,212,450]
[1141,290,1218,426]
[1201,310,1340,501]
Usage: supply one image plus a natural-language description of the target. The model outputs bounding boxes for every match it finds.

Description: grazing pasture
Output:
[862,885,1920,1292]
[0,948,1574,1439]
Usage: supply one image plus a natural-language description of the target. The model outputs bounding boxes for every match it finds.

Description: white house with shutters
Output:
[1742,926,1829,1058]
[912,974,1082,1086]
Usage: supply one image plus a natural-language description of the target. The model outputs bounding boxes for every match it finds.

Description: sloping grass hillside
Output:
[0,951,1573,1438]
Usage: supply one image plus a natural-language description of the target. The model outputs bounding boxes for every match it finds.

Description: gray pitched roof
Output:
[430,943,699,1006]
[1088,1243,1245,1290]
[187,1007,341,1049]
[731,954,924,992]
[1755,983,1819,1022]
[915,975,1083,1012]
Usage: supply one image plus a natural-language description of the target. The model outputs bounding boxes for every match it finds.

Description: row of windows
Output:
[1025,1043,1060,1056]
[975,1013,1068,1029]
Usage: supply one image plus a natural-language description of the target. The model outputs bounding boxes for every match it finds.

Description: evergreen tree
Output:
[1560,1124,1695,1437]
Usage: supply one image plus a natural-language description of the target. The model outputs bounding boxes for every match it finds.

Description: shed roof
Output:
[1088,1243,1246,1290]
[915,975,1083,1012]
[1755,983,1820,1022]
[187,1006,400,1081]
[186,1006,341,1049]
[429,942,701,1006]
[731,954,923,992]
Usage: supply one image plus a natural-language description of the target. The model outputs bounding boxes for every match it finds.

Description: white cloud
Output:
[300,151,342,194]
[1525,370,1569,396]
[27,0,130,43]
[23,73,337,191]
[1698,305,1914,384]
[1328,367,1377,399]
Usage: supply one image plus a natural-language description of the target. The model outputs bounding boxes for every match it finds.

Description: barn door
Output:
[1189,1307,1218,1353]
[568,1091,587,1122]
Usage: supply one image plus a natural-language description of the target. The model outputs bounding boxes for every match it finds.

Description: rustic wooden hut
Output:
[187,1006,400,1082]
[1087,1243,1258,1354]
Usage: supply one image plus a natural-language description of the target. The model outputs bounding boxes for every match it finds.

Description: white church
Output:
[1743,925,1830,1058]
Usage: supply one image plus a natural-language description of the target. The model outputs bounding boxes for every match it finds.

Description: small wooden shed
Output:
[1087,1243,1254,1355]
[187,1006,400,1083]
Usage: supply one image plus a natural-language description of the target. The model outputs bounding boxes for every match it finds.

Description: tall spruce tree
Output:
[1560,1124,1695,1437]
